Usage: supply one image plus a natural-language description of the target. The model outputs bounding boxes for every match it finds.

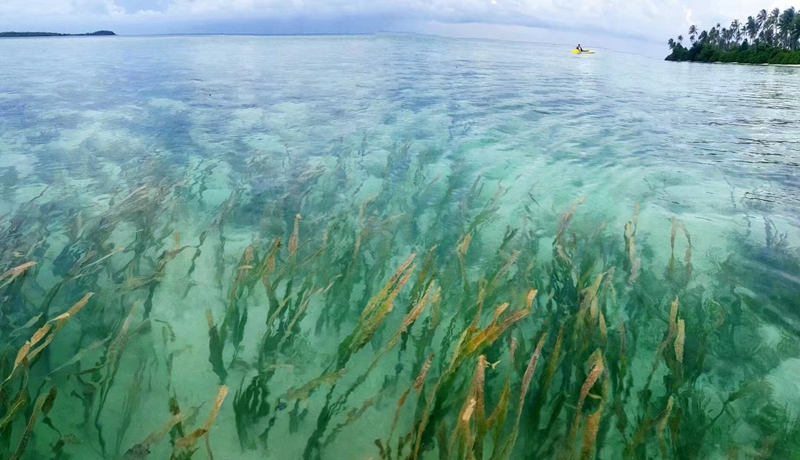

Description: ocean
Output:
[1,34,799,459]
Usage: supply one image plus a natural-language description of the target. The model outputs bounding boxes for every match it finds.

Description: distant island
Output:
[665,6,800,64]
[0,30,115,38]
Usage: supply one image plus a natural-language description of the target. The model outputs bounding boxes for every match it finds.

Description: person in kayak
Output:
[576,44,584,52]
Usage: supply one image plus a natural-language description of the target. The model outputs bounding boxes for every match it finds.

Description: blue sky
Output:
[0,0,795,56]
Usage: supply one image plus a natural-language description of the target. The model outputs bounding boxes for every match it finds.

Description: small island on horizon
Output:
[665,6,800,64]
[0,30,116,38]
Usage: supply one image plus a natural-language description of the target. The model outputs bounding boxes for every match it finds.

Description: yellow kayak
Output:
[572,49,595,54]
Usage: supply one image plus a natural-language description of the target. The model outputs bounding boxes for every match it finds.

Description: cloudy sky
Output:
[0,0,794,56]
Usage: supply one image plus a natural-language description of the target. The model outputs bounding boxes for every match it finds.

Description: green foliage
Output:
[666,41,800,63]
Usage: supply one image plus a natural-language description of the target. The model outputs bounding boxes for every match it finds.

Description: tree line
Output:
[665,7,800,64]
[0,30,115,38]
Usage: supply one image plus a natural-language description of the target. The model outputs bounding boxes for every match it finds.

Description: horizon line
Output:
[0,29,664,59]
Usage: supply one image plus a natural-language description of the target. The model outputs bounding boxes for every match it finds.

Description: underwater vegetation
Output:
[1,133,800,460]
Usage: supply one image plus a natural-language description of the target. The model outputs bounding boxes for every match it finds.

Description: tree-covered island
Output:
[0,30,116,38]
[666,7,800,64]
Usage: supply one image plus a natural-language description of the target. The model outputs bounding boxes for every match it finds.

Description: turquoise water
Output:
[1,34,800,459]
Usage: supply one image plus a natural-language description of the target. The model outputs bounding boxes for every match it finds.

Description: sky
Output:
[0,0,795,57]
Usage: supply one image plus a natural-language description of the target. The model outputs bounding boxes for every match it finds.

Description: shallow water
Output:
[1,34,799,459]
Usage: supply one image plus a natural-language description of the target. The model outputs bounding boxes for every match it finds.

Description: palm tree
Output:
[668,38,676,50]
[708,27,718,45]
[757,8,768,37]
[779,7,796,48]
[793,15,800,50]
[689,25,697,43]
[677,35,684,45]
[731,20,741,44]
[770,8,781,46]
[746,16,758,42]
[712,27,717,46]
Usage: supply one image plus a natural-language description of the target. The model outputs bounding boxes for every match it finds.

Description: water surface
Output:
[1,35,799,459]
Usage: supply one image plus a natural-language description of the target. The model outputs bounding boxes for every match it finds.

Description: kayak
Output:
[572,49,595,54]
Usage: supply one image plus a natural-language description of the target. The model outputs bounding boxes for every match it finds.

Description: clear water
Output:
[1,34,799,460]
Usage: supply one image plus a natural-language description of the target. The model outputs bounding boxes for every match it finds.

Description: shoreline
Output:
[667,60,800,67]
